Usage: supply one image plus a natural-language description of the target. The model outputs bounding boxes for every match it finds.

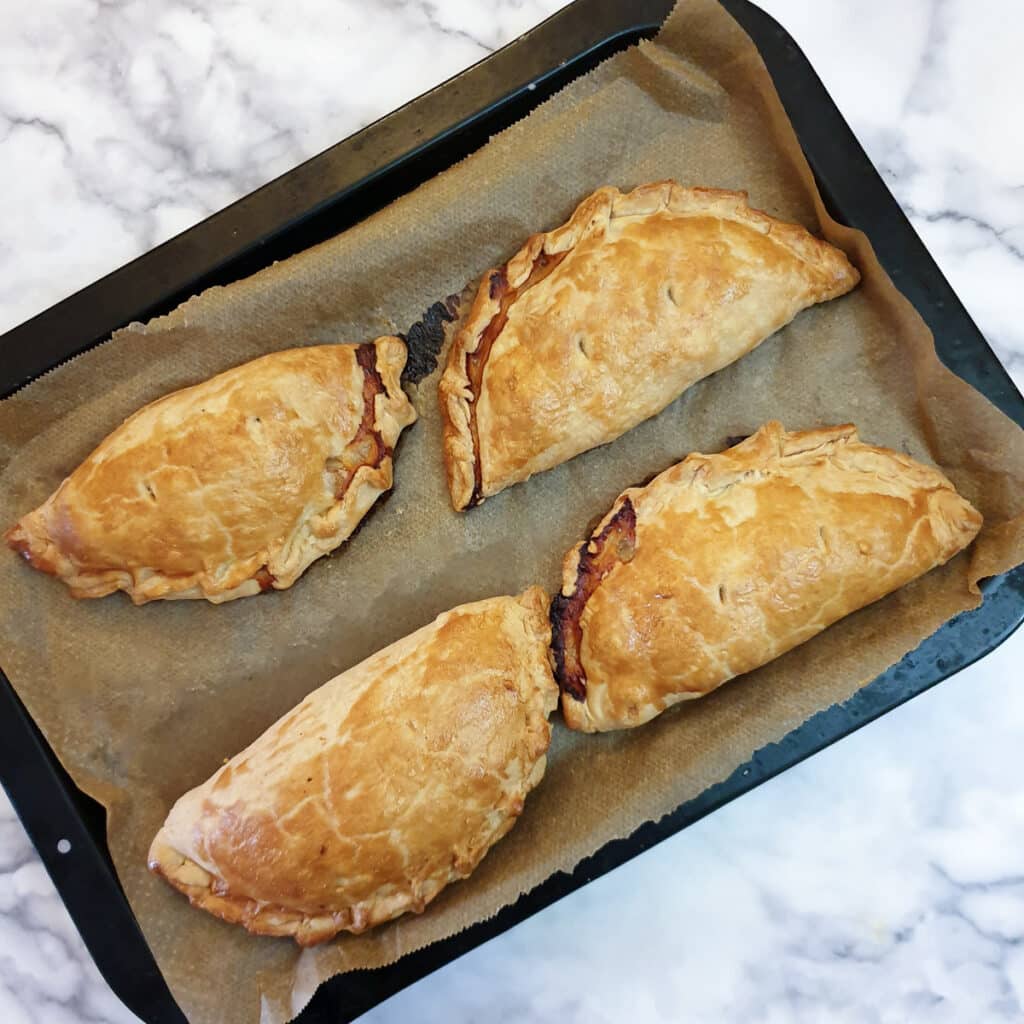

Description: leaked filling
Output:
[549,497,637,701]
[335,342,391,495]
[253,567,276,592]
[464,249,568,506]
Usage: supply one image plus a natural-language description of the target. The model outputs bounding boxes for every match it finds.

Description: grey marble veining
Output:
[765,0,1024,386]
[0,0,561,336]
[0,1,1021,1022]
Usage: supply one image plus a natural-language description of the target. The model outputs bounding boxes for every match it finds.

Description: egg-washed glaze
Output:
[149,589,558,945]
[551,422,982,732]
[6,340,416,604]
[439,182,860,510]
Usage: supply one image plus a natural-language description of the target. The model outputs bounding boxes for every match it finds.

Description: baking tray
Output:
[1,1,1022,1021]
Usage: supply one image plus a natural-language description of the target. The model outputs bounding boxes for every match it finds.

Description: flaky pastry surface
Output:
[440,183,860,510]
[6,340,415,603]
[551,422,982,732]
[149,589,558,945]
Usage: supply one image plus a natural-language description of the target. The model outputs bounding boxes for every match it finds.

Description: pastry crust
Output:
[439,182,860,510]
[5,340,416,604]
[148,588,558,945]
[551,422,983,732]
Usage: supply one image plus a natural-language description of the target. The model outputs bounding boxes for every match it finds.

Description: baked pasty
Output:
[551,423,982,733]
[6,340,416,604]
[439,182,860,510]
[148,589,558,945]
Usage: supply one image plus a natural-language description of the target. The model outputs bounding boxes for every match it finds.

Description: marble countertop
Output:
[1,0,1021,1021]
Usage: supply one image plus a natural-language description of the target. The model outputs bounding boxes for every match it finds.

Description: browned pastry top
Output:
[6,339,416,603]
[552,422,983,732]
[148,588,558,945]
[440,182,859,510]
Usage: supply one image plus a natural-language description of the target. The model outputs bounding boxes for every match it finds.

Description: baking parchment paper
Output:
[1,2,1022,1021]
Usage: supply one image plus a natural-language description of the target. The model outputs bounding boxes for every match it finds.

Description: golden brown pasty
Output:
[439,182,860,510]
[551,423,982,733]
[6,340,416,604]
[148,588,558,945]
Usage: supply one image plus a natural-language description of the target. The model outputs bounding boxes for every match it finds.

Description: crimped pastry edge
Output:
[438,182,861,511]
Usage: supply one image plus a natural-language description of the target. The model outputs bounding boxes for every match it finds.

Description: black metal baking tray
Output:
[1,1,1022,1021]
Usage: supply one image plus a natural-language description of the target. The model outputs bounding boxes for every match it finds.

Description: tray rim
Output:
[1,0,1022,1021]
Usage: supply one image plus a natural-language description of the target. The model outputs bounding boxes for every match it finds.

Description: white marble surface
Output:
[1,0,1022,1021]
